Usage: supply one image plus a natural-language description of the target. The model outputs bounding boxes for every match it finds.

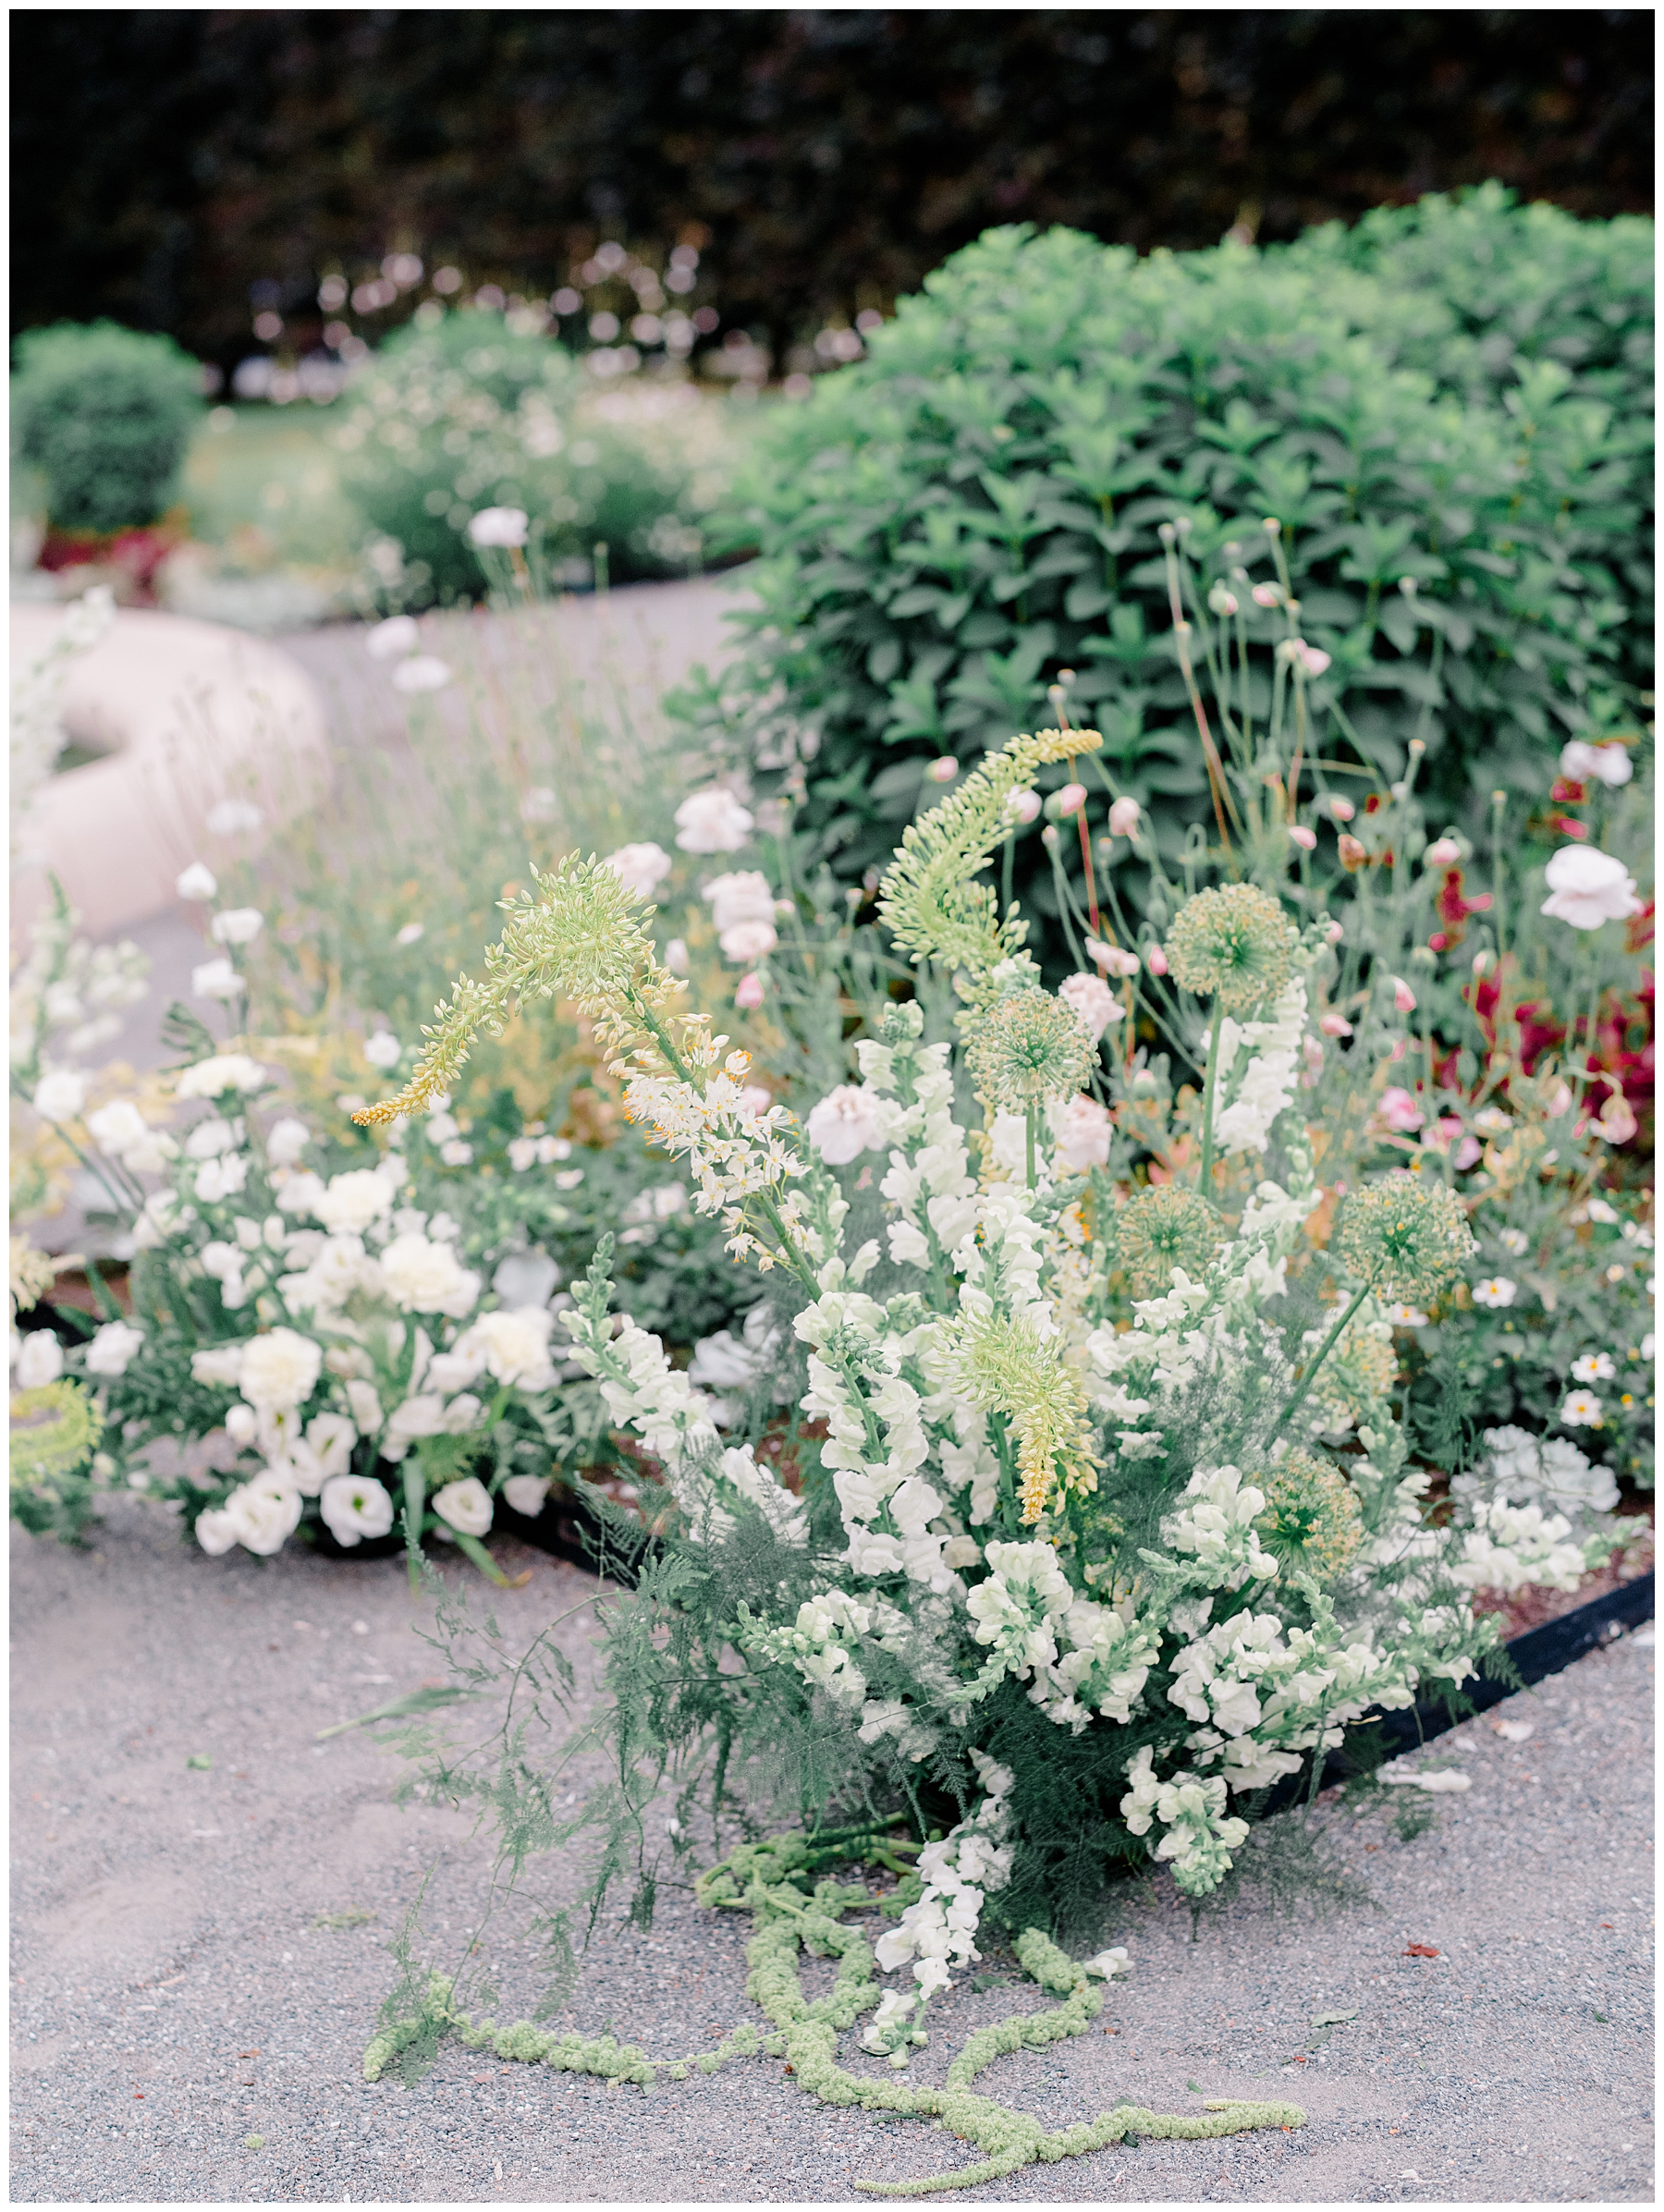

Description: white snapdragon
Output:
[1208,980,1307,1155]
[869,1752,1014,2040]
[1120,1745,1249,1897]
[1159,1465,1279,1589]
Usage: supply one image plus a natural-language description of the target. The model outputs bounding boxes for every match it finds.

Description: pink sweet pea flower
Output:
[1378,1086,1425,1131]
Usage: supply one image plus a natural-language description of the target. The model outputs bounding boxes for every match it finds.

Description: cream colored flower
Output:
[432,1476,494,1537]
[238,1327,323,1412]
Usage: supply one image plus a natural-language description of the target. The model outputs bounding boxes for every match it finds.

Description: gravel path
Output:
[11,1499,1655,2205]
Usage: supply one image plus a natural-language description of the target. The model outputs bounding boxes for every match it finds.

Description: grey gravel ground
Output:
[11,1496,1655,2206]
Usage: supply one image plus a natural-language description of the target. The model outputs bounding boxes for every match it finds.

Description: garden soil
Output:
[11,1499,1654,2206]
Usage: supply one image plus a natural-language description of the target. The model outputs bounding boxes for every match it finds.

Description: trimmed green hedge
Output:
[13,320,202,534]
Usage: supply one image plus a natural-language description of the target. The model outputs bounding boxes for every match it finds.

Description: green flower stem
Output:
[999,829,1015,923]
[753,1192,824,1299]
[1024,1106,1038,1192]
[401,1463,427,1598]
[1195,1000,1226,1192]
[450,1529,521,1587]
[1266,1280,1372,1446]
[626,988,694,1084]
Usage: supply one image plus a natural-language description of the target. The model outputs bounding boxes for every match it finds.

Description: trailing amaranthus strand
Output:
[354,854,685,1126]
[878,727,1102,974]
[952,1311,1097,1522]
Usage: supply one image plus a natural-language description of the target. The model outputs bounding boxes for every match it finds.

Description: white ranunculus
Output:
[1539,846,1644,932]
[468,506,529,548]
[275,1170,327,1216]
[87,1100,149,1155]
[502,1474,551,1518]
[424,1349,483,1395]
[365,615,421,661]
[14,1330,64,1387]
[210,908,264,947]
[805,1084,882,1166]
[31,1070,86,1125]
[224,1473,303,1556]
[195,1507,239,1555]
[191,958,242,1002]
[264,1117,311,1167]
[432,1476,494,1537]
[194,1154,250,1204]
[190,1344,246,1389]
[380,1232,482,1318]
[176,862,218,902]
[239,1327,323,1412]
[673,786,753,854]
[85,1320,145,1377]
[320,1473,396,1546]
[177,1054,268,1099]
[451,1306,553,1385]
[602,842,674,899]
[363,1031,402,1070]
[314,1168,398,1236]
[392,655,452,693]
[184,1116,239,1160]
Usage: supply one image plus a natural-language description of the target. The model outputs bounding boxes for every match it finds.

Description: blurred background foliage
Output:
[11,9,1652,382]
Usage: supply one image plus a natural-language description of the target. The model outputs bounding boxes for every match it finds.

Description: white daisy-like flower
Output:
[1471,1277,1517,1309]
[1570,1352,1616,1384]
[1560,1390,1604,1429]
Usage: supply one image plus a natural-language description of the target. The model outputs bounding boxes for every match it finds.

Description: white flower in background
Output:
[84,1320,145,1377]
[502,1474,551,1518]
[490,1250,560,1310]
[1460,1424,1619,1517]
[1085,937,1141,978]
[314,1168,398,1236]
[663,936,690,975]
[602,842,674,899]
[87,1100,148,1155]
[184,1116,239,1160]
[432,1477,494,1537]
[1497,1227,1529,1256]
[1053,1094,1111,1172]
[363,1031,402,1070]
[704,870,778,961]
[1572,1352,1616,1384]
[1539,847,1644,931]
[1384,1302,1431,1327]
[365,615,421,661]
[1107,796,1141,837]
[674,786,753,854]
[320,1473,395,1546]
[468,506,529,548]
[1004,788,1042,825]
[190,1344,246,1389]
[191,958,242,1002]
[1560,1390,1604,1429]
[13,1331,64,1387]
[520,786,559,825]
[275,1170,327,1216]
[194,1507,238,1555]
[806,1084,882,1166]
[1081,1949,1132,1979]
[379,1232,482,1317]
[439,1140,474,1167]
[392,655,453,694]
[395,922,425,947]
[1472,1277,1518,1309]
[176,862,218,902]
[194,1155,250,1204]
[238,1327,322,1412]
[386,1395,447,1450]
[206,799,264,837]
[177,1054,268,1099]
[31,1069,86,1124]
[1058,972,1122,1043]
[302,1412,356,1480]
[345,1378,384,1435]
[1560,739,1633,788]
[223,1473,303,1556]
[452,1306,555,1387]
[210,908,264,947]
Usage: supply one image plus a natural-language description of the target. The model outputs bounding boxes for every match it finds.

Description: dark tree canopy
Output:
[12,9,1653,373]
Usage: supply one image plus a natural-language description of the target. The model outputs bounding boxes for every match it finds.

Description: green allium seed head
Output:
[1253,1450,1364,1582]
[965,988,1095,1110]
[1117,1184,1224,1300]
[1333,1170,1478,1305]
[1165,883,1302,1011]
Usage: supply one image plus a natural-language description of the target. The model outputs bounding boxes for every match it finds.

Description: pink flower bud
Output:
[1388,1037,1407,1062]
[925,755,960,785]
[1544,1082,1572,1119]
[1425,837,1462,868]
[1319,1012,1352,1039]
[1378,1086,1425,1131]
[1107,796,1141,837]
[1328,796,1356,823]
[734,972,765,1010]
[1294,642,1330,678]
[1145,945,1168,976]
[1392,977,1417,1014]
[1005,788,1042,825]
[1251,582,1280,608]
[1056,782,1087,816]
[1288,825,1317,850]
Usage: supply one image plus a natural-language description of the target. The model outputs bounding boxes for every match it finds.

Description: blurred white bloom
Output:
[363,1031,402,1069]
[439,1140,474,1167]
[177,1054,268,1099]
[1497,1227,1529,1255]
[85,1320,145,1376]
[31,1069,86,1124]
[1058,972,1122,1043]
[1085,937,1141,979]
[191,958,242,1002]
[1560,1390,1604,1429]
[392,655,452,694]
[1472,1277,1517,1309]
[304,1411,356,1479]
[365,615,421,661]
[184,1116,239,1160]
[520,786,559,824]
[1540,847,1643,931]
[1560,739,1633,788]
[1107,796,1141,837]
[1572,1352,1616,1383]
[14,1331,64,1387]
[663,937,690,975]
[195,1507,238,1556]
[314,1168,398,1236]
[225,1403,260,1445]
[345,1378,384,1434]
[239,1327,323,1411]
[1384,1302,1431,1327]
[380,1232,482,1317]
[433,1476,494,1537]
[275,1169,327,1216]
[1004,788,1042,825]
[176,862,218,902]
[468,506,529,548]
[452,1306,555,1387]
[491,1251,560,1309]
[206,799,264,837]
[502,1474,551,1518]
[806,1084,882,1166]
[674,786,753,854]
[210,909,264,947]
[320,1473,395,1546]
[1054,1094,1112,1172]
[600,842,674,900]
[194,1154,250,1204]
[223,1473,303,1555]
[1081,1949,1131,1979]
[87,1100,148,1155]
[386,1394,447,1447]
[190,1344,246,1388]
[395,922,425,947]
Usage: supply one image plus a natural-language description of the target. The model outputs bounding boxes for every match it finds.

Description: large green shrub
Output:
[12,321,202,533]
[335,308,731,607]
[685,209,1650,968]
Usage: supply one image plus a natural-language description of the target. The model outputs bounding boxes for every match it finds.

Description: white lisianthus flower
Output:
[275,1170,327,1216]
[302,1412,357,1479]
[380,1232,482,1318]
[432,1477,494,1537]
[85,1320,145,1377]
[177,1054,268,1099]
[176,862,218,902]
[223,1473,303,1556]
[601,842,674,899]
[238,1327,323,1412]
[386,1395,447,1448]
[184,1116,239,1160]
[392,655,452,694]
[210,908,264,947]
[451,1306,555,1386]
[345,1378,384,1435]
[194,1154,250,1204]
[1058,972,1122,1043]
[363,1031,402,1070]
[1539,847,1644,931]
[314,1168,398,1236]
[365,615,421,661]
[491,1251,560,1309]
[190,1344,246,1389]
[191,958,242,1002]
[195,1507,238,1555]
[225,1403,260,1445]
[805,1084,882,1166]
[14,1331,65,1387]
[265,1117,311,1167]
[673,786,753,854]
[320,1473,396,1546]
[87,1100,150,1155]
[31,1070,86,1125]
[502,1474,551,1518]
[1472,1277,1518,1309]
[468,506,529,548]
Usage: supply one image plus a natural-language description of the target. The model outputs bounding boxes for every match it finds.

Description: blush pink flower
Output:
[734,972,765,1010]
[1318,1012,1352,1039]
[1378,1086,1425,1131]
[1107,797,1142,837]
[1289,825,1316,851]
